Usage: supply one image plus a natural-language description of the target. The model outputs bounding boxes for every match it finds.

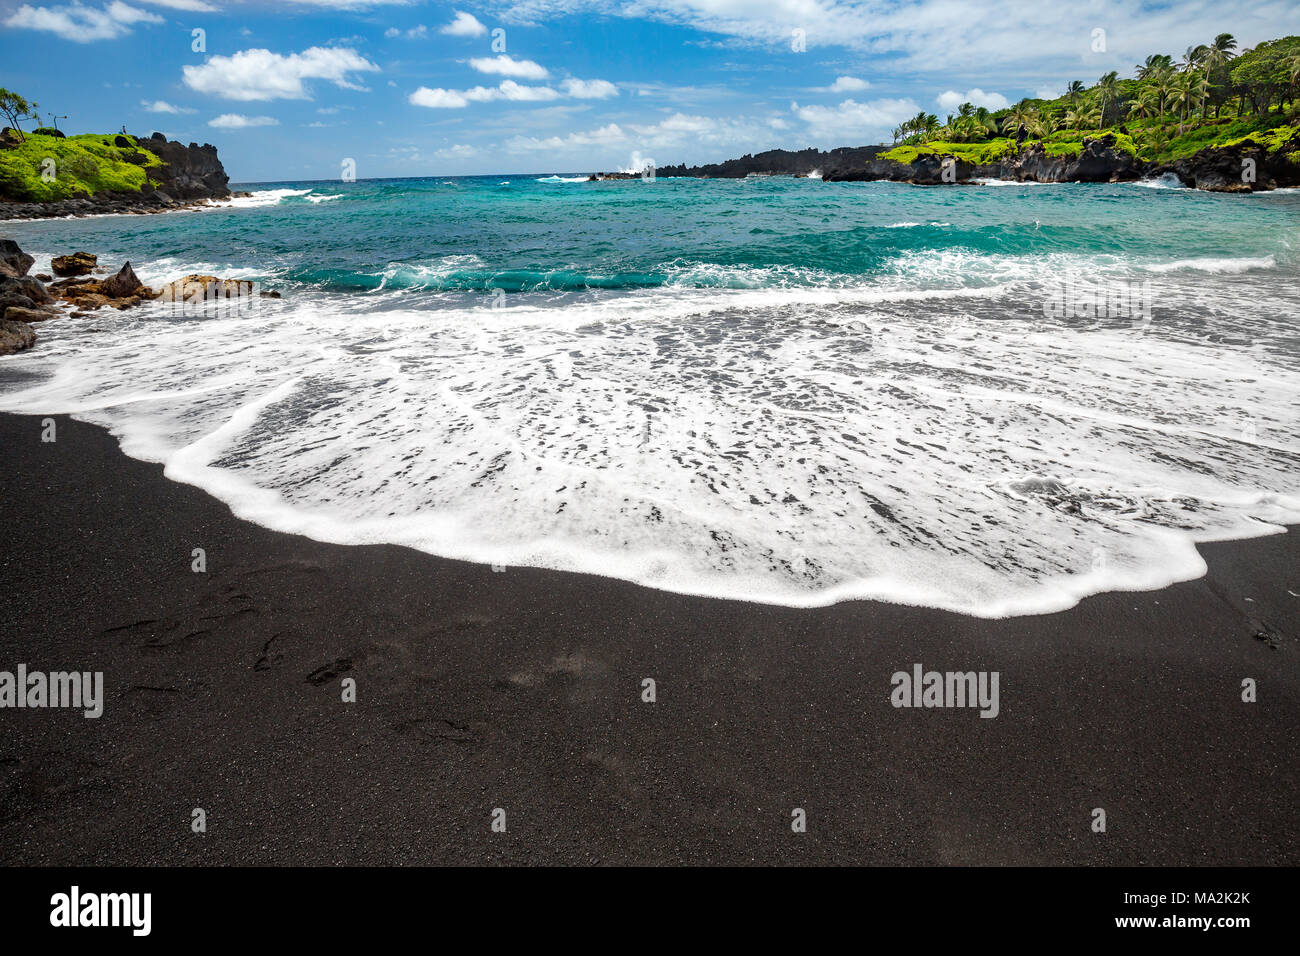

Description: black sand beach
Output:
[0,412,1296,866]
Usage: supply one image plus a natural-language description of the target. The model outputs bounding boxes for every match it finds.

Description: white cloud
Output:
[508,123,626,151]
[410,81,559,107]
[827,76,870,92]
[208,113,279,129]
[441,10,487,36]
[5,1,162,42]
[183,46,380,101]
[936,88,1010,112]
[384,26,399,37]
[468,55,548,80]
[791,97,919,142]
[410,87,470,109]
[496,80,559,101]
[141,0,218,11]
[562,78,618,99]
[141,99,196,113]
[491,0,1300,81]
[386,23,427,38]
[434,143,478,159]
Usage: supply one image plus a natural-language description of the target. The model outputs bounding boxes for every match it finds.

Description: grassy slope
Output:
[0,132,164,202]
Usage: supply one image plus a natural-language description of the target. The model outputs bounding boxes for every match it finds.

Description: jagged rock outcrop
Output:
[0,238,34,277]
[135,132,230,201]
[1149,133,1300,192]
[100,262,145,299]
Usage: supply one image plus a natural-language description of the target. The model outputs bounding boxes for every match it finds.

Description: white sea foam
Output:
[2,257,1296,618]
[305,193,344,203]
[218,188,312,208]
[1142,256,1277,274]
[536,175,590,183]
[1132,173,1187,189]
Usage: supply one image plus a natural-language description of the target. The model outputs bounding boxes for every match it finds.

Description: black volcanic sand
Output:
[0,412,1296,865]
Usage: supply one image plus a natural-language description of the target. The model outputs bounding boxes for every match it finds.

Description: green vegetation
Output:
[0,87,38,141]
[888,33,1300,164]
[0,132,163,201]
[881,138,1017,164]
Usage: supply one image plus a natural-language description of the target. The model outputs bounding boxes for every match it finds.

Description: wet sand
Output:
[0,412,1296,865]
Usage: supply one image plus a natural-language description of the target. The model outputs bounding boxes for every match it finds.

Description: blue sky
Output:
[3,0,1300,182]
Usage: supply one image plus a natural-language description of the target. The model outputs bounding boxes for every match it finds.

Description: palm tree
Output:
[1026,112,1056,139]
[1066,99,1102,130]
[1065,80,1085,104]
[1095,71,1121,127]
[1180,44,1208,72]
[1004,101,1036,136]
[1202,33,1237,71]
[1127,88,1159,120]
[1190,70,1211,121]
[1153,65,1177,116]
[1169,73,1195,131]
[1136,54,1174,80]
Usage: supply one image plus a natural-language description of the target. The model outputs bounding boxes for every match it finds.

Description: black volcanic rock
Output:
[0,318,37,355]
[135,136,230,201]
[0,238,34,277]
[100,262,145,299]
[659,146,891,179]
[1150,133,1300,192]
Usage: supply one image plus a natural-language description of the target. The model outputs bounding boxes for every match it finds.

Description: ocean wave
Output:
[1141,256,1277,273]
[1131,173,1187,189]
[2,280,1295,618]
[221,188,313,208]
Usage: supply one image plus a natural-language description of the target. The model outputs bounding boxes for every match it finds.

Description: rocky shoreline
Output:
[0,131,242,221]
[0,238,277,356]
[654,134,1300,192]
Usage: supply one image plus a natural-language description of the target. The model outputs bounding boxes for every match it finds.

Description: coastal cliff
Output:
[0,131,232,219]
[652,133,1299,191]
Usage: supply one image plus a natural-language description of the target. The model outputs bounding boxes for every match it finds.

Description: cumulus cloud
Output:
[440,10,487,36]
[141,99,196,113]
[468,55,548,80]
[936,88,1009,111]
[409,87,470,109]
[561,78,618,99]
[4,1,161,42]
[183,46,380,101]
[827,76,870,92]
[208,113,279,129]
[507,123,626,151]
[410,81,560,108]
[791,97,919,142]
